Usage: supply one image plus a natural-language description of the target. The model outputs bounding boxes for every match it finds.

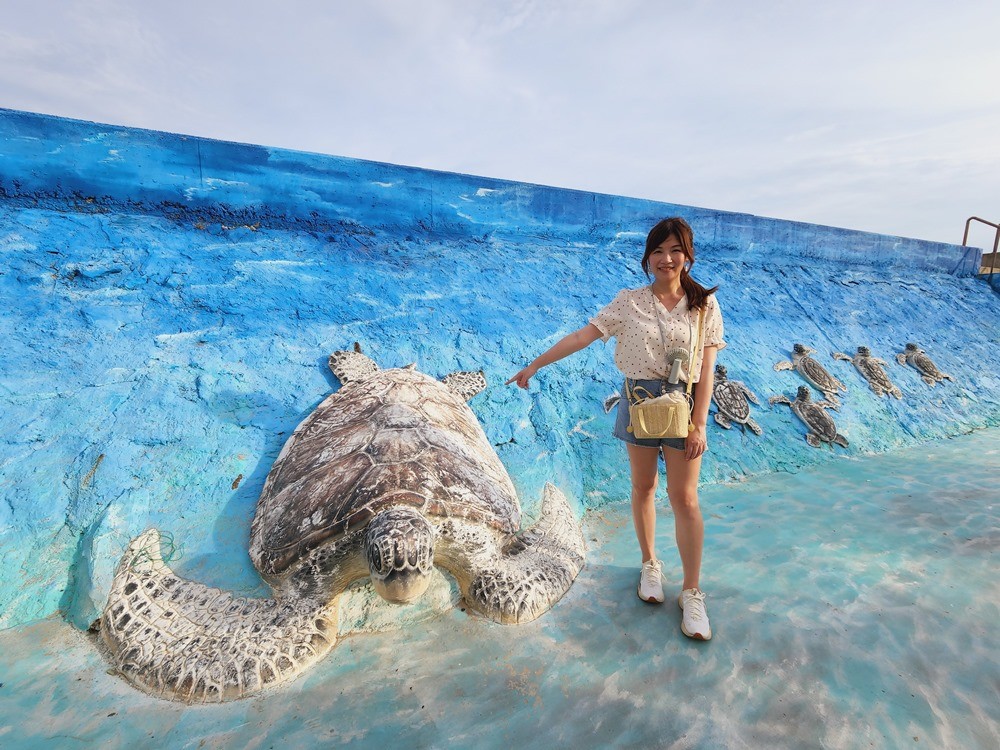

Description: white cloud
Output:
[1,0,998,244]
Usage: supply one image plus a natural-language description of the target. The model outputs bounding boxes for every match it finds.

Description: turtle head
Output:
[797,386,812,401]
[715,364,728,380]
[364,507,435,604]
[905,342,918,352]
[792,343,808,354]
[857,346,870,357]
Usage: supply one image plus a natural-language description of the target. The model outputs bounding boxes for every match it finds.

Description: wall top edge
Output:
[0,107,979,275]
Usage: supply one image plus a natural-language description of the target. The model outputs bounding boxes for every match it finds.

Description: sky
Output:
[1,0,998,247]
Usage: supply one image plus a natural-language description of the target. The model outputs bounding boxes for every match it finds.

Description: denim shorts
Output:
[613,378,688,451]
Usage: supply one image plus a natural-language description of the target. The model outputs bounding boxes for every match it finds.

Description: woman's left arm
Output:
[685,345,719,461]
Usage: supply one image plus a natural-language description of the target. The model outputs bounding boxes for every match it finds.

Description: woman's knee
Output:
[668,489,701,519]
[630,478,658,502]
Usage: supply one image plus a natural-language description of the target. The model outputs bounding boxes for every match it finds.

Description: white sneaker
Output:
[678,588,712,640]
[637,559,664,603]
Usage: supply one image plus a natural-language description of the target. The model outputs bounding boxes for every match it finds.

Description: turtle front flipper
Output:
[100,530,337,703]
[443,484,585,625]
[440,370,487,401]
[329,347,379,384]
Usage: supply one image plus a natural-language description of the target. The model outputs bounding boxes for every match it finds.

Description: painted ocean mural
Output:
[0,109,997,747]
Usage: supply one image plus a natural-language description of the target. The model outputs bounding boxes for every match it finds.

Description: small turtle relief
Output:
[769,386,848,449]
[711,365,762,435]
[896,343,954,386]
[98,348,586,703]
[832,346,902,399]
[774,343,847,407]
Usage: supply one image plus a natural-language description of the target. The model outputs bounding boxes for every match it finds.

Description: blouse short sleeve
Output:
[589,290,629,343]
[703,295,726,352]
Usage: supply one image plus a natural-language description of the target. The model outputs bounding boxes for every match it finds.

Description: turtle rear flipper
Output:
[452,484,585,625]
[101,530,337,703]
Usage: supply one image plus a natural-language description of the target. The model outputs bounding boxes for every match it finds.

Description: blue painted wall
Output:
[1,108,998,631]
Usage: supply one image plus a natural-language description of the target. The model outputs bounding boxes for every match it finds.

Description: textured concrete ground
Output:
[2,428,997,749]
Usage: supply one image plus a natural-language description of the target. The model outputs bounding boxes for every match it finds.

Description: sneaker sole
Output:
[678,598,712,640]
[637,588,664,604]
[680,623,712,640]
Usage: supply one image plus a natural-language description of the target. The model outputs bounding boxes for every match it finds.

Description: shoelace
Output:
[683,589,708,620]
[641,560,662,589]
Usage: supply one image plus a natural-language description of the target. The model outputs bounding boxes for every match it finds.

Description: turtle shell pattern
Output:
[857,357,895,392]
[250,367,519,578]
[793,399,838,442]
[912,351,945,379]
[799,355,843,394]
[714,381,751,423]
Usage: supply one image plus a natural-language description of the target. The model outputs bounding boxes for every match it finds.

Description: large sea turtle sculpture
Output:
[896,343,954,386]
[99,348,586,703]
[774,343,847,407]
[711,365,763,435]
[769,386,849,449]
[833,346,903,399]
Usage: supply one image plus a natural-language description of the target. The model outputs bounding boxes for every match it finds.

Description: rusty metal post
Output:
[963,216,1000,280]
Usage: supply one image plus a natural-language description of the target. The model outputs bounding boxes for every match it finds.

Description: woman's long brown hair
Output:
[640,217,718,310]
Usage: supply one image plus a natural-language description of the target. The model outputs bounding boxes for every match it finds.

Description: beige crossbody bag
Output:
[625,305,706,439]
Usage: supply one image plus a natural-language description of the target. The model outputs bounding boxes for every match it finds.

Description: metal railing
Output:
[963,216,999,279]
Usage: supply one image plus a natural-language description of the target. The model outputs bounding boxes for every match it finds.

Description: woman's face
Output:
[648,235,686,285]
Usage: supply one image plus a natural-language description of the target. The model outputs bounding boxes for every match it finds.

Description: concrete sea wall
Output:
[1,108,998,632]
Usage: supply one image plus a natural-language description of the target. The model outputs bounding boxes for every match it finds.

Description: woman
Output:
[506,217,725,640]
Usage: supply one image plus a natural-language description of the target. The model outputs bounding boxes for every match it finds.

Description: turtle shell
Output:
[793,399,838,442]
[912,351,942,378]
[798,356,839,393]
[249,367,520,578]
[858,358,893,391]
[713,381,751,423]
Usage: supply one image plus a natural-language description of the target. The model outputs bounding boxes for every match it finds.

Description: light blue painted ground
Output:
[1,428,997,749]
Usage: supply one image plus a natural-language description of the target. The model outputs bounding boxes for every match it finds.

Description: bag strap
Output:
[625,378,656,404]
[685,306,706,398]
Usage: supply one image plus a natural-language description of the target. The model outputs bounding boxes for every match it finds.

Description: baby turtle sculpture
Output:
[896,343,954,386]
[100,349,586,703]
[711,365,763,435]
[774,343,847,407]
[769,386,849,449]
[833,347,902,399]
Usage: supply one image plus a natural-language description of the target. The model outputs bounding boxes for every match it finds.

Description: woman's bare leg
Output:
[627,443,661,562]
[663,448,704,590]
